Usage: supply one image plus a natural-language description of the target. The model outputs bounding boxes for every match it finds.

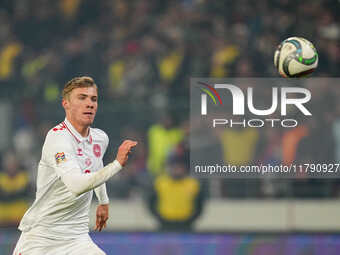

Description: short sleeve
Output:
[42,131,81,178]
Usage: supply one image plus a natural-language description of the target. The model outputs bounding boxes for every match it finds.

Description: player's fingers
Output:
[96,218,102,229]
[124,139,137,144]
[121,141,137,149]
[121,140,135,147]
[121,145,134,154]
[127,143,137,151]
[95,215,103,231]
[99,216,107,230]
[99,221,105,231]
[124,144,137,156]
[127,141,138,146]
[128,141,138,148]
[119,143,137,157]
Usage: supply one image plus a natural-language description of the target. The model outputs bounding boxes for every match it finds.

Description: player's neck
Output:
[67,117,90,137]
[75,125,90,137]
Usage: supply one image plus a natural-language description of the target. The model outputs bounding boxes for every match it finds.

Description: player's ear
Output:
[62,98,69,110]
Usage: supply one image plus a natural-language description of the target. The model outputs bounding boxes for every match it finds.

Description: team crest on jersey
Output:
[55,152,67,164]
[93,144,101,157]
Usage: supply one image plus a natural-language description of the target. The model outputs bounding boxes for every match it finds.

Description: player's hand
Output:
[94,204,109,232]
[115,140,138,166]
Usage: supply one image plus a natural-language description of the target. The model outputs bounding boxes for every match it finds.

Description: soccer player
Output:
[13,76,137,255]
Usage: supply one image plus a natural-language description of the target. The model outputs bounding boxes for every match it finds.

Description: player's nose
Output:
[85,99,95,108]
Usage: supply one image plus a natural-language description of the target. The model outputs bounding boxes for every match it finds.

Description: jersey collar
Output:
[63,118,93,144]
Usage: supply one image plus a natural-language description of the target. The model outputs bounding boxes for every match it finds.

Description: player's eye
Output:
[91,97,98,102]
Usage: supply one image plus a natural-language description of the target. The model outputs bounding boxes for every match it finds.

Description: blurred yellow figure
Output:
[0,152,30,227]
[148,144,205,231]
[219,127,260,166]
[0,42,22,80]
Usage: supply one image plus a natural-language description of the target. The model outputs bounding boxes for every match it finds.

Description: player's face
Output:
[63,86,98,127]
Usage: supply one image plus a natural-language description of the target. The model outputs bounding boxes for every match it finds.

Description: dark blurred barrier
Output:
[3,229,340,255]
[75,232,340,255]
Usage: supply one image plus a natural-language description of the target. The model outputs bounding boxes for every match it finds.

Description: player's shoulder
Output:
[90,127,109,144]
[41,122,74,154]
[45,122,69,141]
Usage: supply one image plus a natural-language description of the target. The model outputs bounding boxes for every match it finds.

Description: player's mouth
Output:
[83,112,94,116]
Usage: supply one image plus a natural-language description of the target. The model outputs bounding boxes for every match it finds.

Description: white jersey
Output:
[18,118,109,240]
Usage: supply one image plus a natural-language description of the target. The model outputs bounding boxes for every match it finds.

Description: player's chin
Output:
[82,114,95,125]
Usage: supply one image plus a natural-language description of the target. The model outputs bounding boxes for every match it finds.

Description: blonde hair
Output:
[62,76,97,100]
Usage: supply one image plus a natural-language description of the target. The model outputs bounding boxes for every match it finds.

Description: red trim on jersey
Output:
[63,121,81,143]
[53,123,66,132]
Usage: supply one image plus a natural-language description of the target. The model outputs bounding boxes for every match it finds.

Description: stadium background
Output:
[0,0,340,254]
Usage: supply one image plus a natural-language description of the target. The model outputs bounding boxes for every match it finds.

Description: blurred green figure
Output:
[147,114,184,177]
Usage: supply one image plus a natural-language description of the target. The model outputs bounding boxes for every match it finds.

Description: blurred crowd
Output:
[0,0,340,227]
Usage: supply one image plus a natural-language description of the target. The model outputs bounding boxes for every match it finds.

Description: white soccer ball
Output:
[274,37,318,77]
